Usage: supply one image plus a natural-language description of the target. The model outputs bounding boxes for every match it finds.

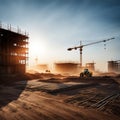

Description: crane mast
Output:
[67,37,115,67]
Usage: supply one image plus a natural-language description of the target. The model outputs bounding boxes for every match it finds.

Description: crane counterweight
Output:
[67,48,72,51]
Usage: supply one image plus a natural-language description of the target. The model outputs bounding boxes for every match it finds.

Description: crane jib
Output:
[67,37,115,67]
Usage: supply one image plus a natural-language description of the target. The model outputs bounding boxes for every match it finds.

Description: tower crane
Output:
[67,37,115,67]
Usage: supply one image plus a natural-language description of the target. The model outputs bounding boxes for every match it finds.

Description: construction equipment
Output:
[67,37,115,67]
[80,69,92,77]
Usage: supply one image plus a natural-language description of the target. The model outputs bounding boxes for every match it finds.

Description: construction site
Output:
[0,23,120,120]
[53,62,95,75]
[33,37,119,75]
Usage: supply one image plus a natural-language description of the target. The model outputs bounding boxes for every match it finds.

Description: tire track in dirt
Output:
[0,90,119,120]
[0,76,120,120]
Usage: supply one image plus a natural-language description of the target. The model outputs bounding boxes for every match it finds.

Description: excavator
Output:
[80,69,92,77]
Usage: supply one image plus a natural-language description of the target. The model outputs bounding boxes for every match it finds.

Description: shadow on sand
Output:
[0,74,28,108]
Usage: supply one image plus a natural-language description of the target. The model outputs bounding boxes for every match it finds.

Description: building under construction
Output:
[108,60,120,73]
[0,24,28,74]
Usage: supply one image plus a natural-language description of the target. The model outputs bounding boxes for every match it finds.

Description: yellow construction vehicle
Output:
[80,69,92,77]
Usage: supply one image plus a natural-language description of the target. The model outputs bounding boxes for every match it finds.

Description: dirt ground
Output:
[0,73,120,120]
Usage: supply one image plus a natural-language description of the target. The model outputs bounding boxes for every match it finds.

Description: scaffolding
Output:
[0,24,29,74]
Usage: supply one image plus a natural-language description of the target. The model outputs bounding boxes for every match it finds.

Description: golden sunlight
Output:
[29,40,47,63]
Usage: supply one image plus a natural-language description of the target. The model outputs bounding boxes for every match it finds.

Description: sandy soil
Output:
[0,73,120,120]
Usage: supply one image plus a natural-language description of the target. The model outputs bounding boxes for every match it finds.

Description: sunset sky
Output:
[0,0,120,71]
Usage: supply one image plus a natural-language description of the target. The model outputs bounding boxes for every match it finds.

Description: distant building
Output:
[54,62,79,74]
[85,62,95,71]
[108,60,120,73]
[0,24,28,74]
[36,64,49,72]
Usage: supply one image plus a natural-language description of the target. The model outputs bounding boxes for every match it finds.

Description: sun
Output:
[29,40,47,63]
